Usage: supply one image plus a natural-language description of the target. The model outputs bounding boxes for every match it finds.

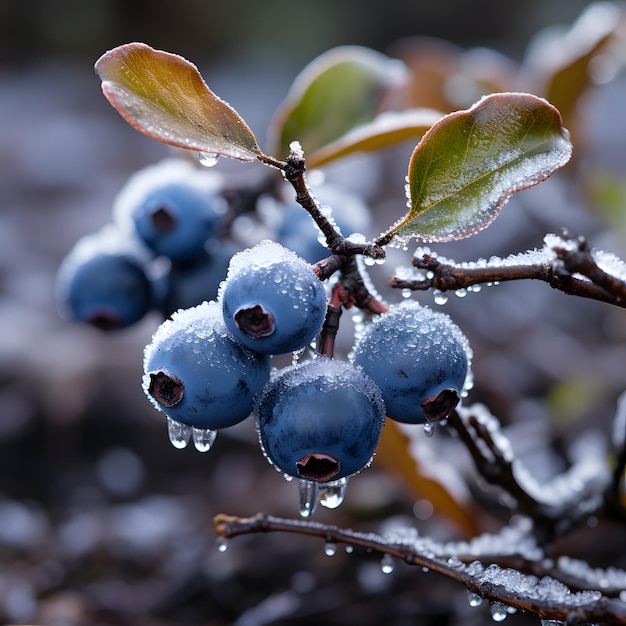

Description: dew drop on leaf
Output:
[198,152,220,167]
[192,426,217,452]
[167,417,191,449]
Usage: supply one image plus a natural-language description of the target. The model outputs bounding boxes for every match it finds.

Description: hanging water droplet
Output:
[422,567,430,573]
[319,477,348,509]
[423,422,435,437]
[540,620,564,626]
[216,537,229,553]
[433,290,448,305]
[298,479,319,517]
[192,427,217,452]
[455,288,468,298]
[467,591,483,607]
[490,602,508,622]
[324,542,337,557]
[283,473,294,482]
[401,288,412,299]
[167,417,191,449]
[380,553,394,574]
[374,257,386,266]
[198,152,220,167]
[364,256,376,266]
[345,545,354,554]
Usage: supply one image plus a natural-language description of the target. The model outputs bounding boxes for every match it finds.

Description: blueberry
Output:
[352,301,472,424]
[56,225,153,330]
[255,357,385,482]
[143,301,271,431]
[220,241,327,355]
[113,159,226,263]
[276,183,372,263]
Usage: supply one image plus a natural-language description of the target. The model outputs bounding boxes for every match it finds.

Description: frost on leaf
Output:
[95,43,262,161]
[381,93,573,244]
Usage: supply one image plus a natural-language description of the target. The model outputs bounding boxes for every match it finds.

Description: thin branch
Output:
[282,153,386,260]
[389,235,626,308]
[213,513,626,625]
[447,406,611,543]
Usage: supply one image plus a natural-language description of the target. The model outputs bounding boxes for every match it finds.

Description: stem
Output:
[213,513,626,625]
[390,245,626,308]
[282,154,386,260]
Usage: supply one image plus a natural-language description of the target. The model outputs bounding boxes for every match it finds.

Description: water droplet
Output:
[490,602,508,622]
[298,479,319,517]
[422,567,430,573]
[345,545,354,554]
[455,288,468,298]
[324,543,337,557]
[401,288,412,299]
[216,537,229,553]
[468,591,483,607]
[364,256,376,266]
[167,417,191,449]
[198,152,220,167]
[319,477,348,509]
[283,473,294,482]
[192,427,217,452]
[374,257,386,266]
[423,423,435,437]
[540,621,564,626]
[433,290,448,305]
[381,554,394,574]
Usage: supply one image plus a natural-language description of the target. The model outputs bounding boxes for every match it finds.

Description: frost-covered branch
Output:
[448,405,611,540]
[213,513,626,624]
[282,147,385,260]
[390,233,626,308]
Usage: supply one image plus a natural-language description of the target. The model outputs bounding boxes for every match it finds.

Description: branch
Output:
[282,148,385,261]
[447,405,611,543]
[389,233,626,308]
[213,513,626,625]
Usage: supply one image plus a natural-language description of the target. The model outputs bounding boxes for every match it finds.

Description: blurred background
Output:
[1,1,626,624]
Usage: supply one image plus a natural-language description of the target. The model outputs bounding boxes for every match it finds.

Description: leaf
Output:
[95,43,262,161]
[382,92,573,244]
[307,108,444,169]
[268,45,407,160]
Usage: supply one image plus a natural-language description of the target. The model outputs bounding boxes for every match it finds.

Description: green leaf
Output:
[383,92,573,243]
[268,45,407,160]
[307,108,443,169]
[95,43,262,161]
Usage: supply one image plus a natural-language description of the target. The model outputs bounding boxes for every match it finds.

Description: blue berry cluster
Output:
[56,159,231,330]
[58,161,473,516]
